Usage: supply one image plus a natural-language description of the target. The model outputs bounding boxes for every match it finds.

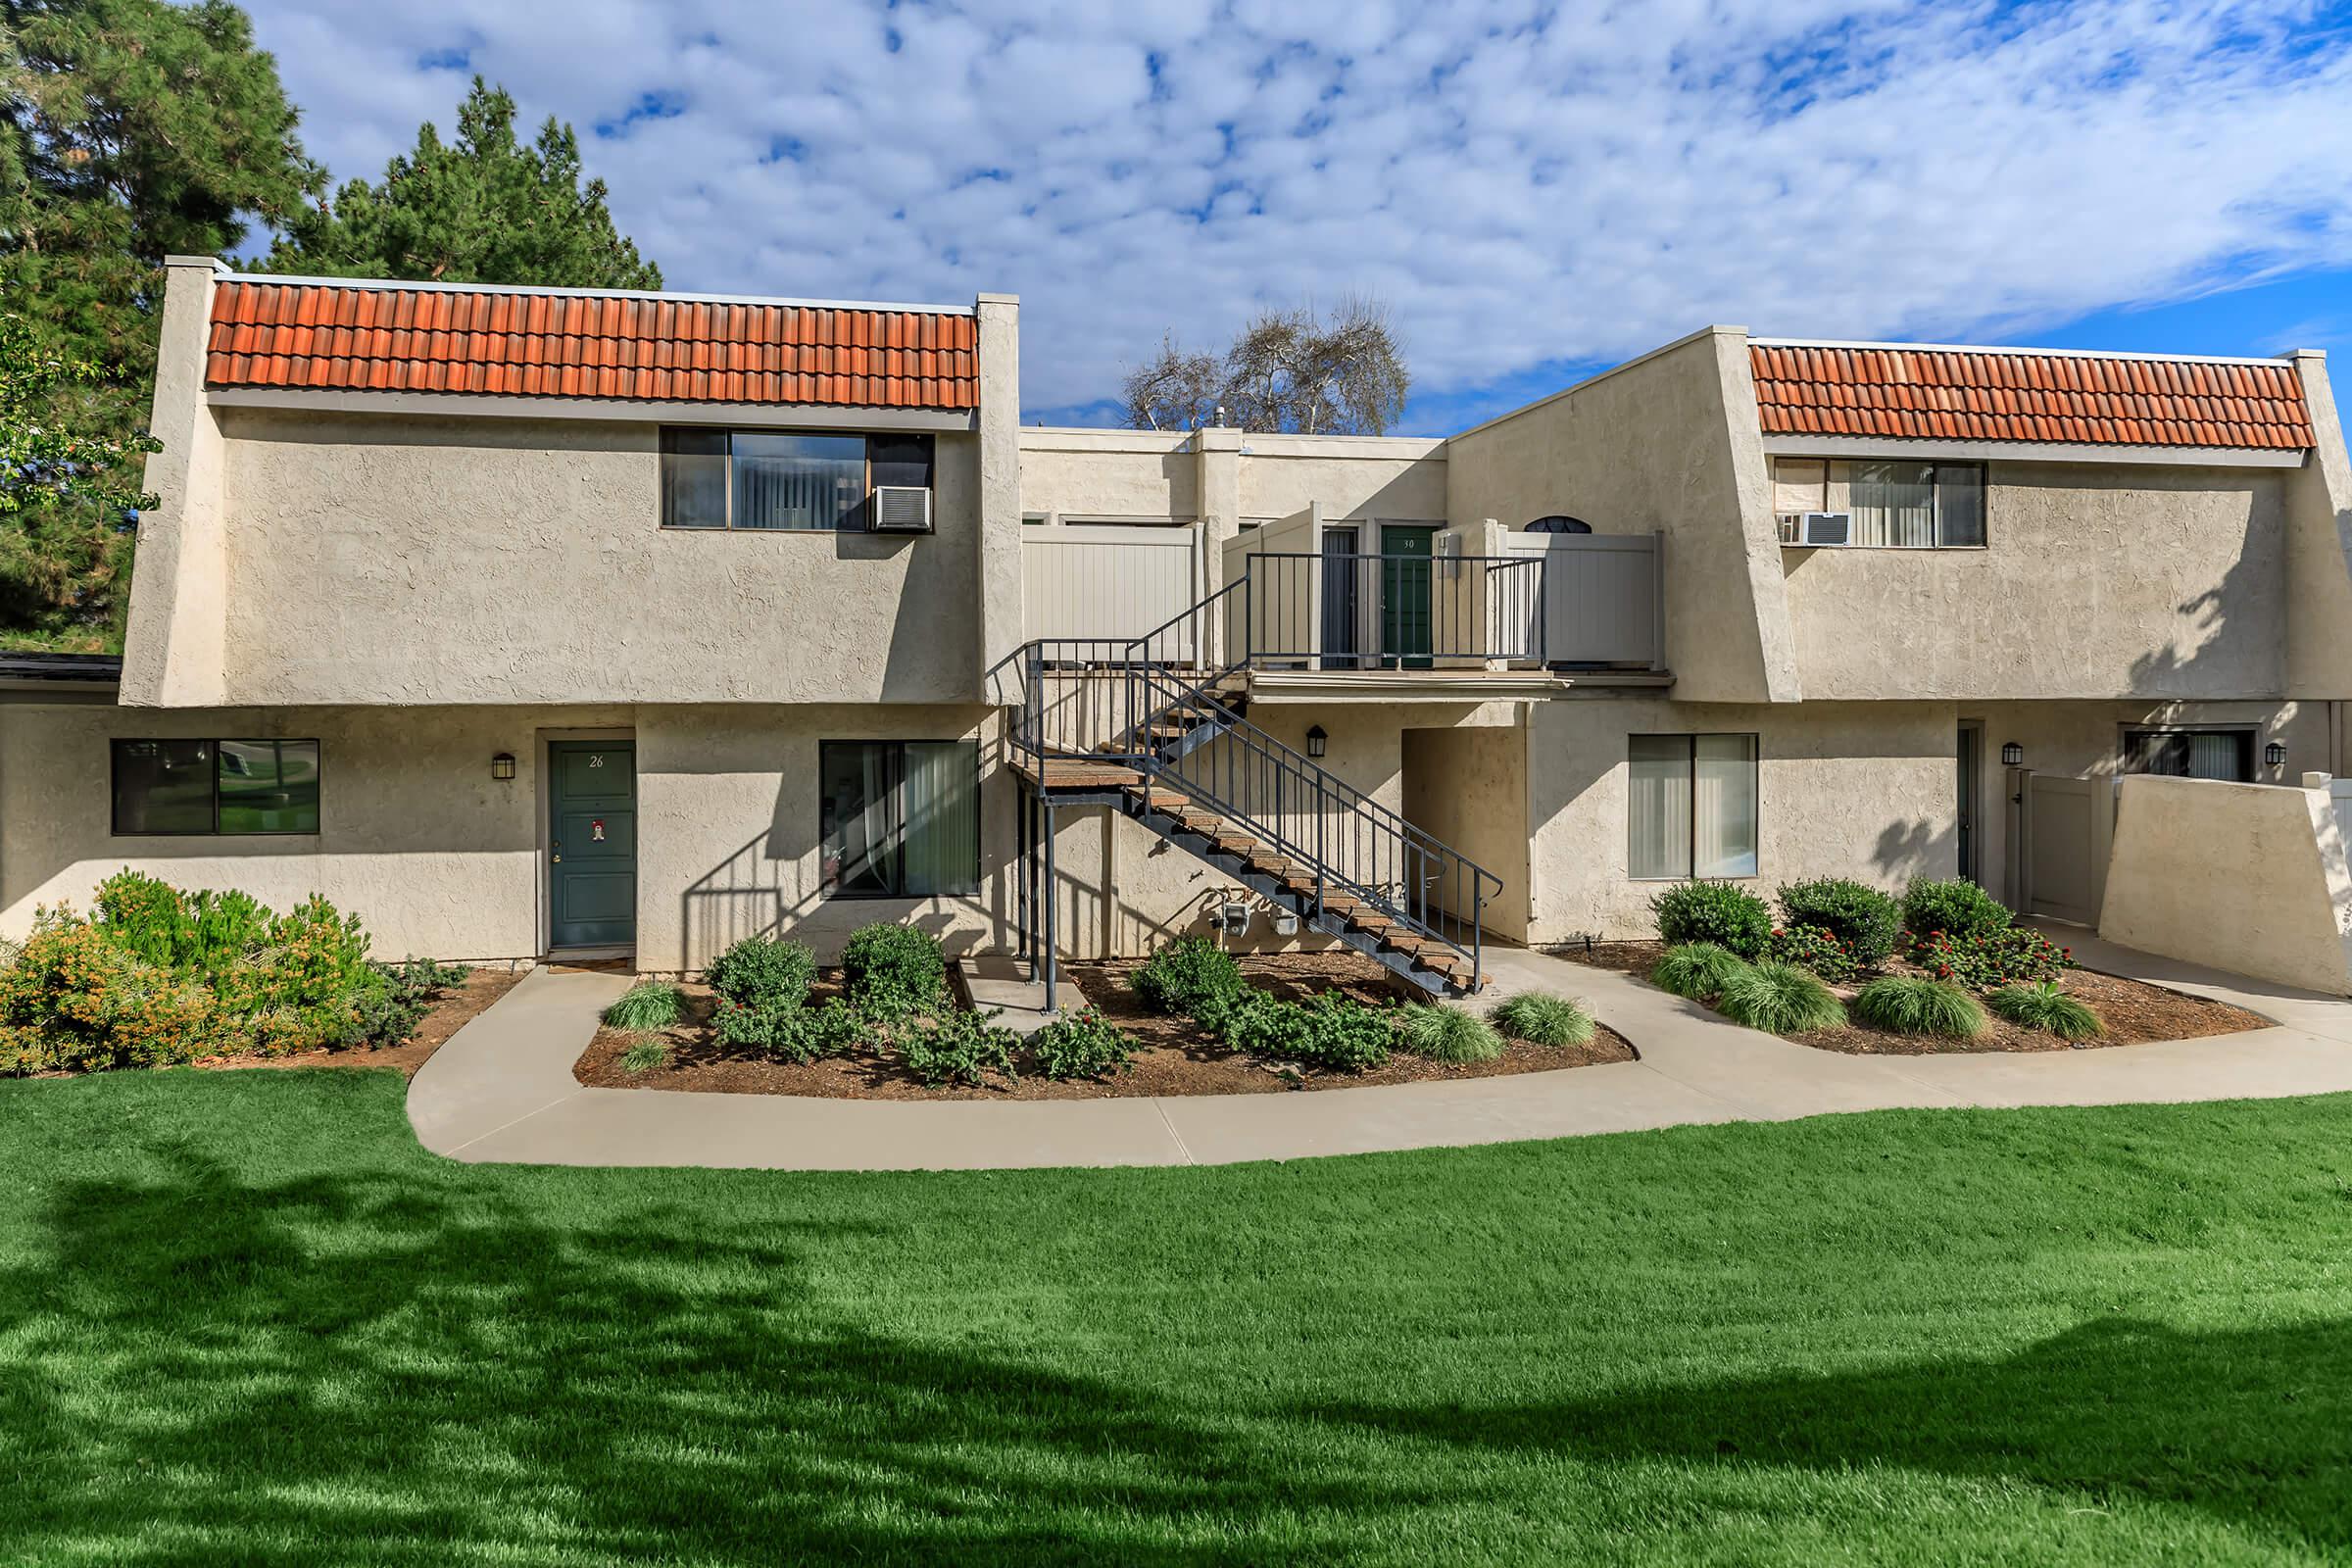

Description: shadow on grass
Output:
[1309,1314,2352,1553]
[0,1139,1429,1565]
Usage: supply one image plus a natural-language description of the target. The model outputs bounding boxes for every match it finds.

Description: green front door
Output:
[549,741,635,950]
[1381,525,1436,669]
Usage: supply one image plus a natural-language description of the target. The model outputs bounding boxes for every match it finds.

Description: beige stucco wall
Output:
[1446,328,1799,703]
[1523,697,1958,942]
[1782,463,2289,700]
[1236,436,1446,523]
[0,701,631,959]
[1016,428,1199,519]
[2285,353,2352,700]
[1966,698,2320,906]
[211,410,985,708]
[1402,719,1531,942]
[634,703,1012,973]
[122,258,231,708]
[2098,774,2352,994]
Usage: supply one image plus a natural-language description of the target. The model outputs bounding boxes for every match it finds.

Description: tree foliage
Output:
[267,78,662,290]
[0,0,319,647]
[1121,297,1410,435]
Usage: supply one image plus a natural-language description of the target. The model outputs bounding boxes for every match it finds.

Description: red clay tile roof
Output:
[1750,343,2313,451]
[204,279,979,411]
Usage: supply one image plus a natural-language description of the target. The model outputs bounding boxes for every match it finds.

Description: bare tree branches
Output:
[1119,297,1410,435]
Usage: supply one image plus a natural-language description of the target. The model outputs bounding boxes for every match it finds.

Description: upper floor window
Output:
[112,738,320,836]
[660,428,934,532]
[1774,457,1985,548]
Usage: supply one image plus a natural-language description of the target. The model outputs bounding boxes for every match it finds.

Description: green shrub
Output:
[1029,1007,1137,1081]
[1395,1002,1504,1063]
[841,923,948,1020]
[358,956,471,1048]
[1130,934,1246,1016]
[94,870,273,986]
[1900,877,2014,939]
[1649,942,1751,1002]
[618,1040,669,1074]
[1764,923,1861,984]
[1852,976,1986,1039]
[1649,880,1771,957]
[714,996,867,1064]
[898,1007,1019,1087]
[1716,961,1845,1034]
[1905,926,2074,990]
[1776,878,1900,964]
[1489,991,1596,1049]
[1988,981,2104,1042]
[603,982,683,1031]
[705,935,816,1012]
[1216,993,1390,1072]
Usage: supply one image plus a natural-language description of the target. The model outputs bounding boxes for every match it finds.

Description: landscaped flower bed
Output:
[1557,875,2266,1054]
[0,871,497,1077]
[578,929,1635,1100]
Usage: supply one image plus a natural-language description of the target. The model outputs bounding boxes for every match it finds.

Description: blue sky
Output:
[236,0,2352,434]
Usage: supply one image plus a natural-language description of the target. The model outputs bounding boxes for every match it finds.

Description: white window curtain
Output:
[1849,462,1936,547]
[902,741,980,897]
[733,432,865,530]
[1629,734,1758,879]
[2187,733,2242,781]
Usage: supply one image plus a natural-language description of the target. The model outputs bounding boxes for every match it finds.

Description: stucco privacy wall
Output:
[1445,327,1800,703]
[2285,352,2352,699]
[2098,774,2352,994]
[211,409,983,707]
[1783,463,2289,700]
[1523,698,1957,942]
[1236,436,1446,523]
[1966,699,2320,906]
[0,702,634,958]
[633,704,1010,973]
[1016,428,1199,519]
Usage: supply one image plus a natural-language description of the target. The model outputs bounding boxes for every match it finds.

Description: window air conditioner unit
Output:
[870,485,934,534]
[1796,511,1852,547]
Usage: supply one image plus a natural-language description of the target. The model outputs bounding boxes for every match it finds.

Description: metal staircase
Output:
[1001,581,1502,999]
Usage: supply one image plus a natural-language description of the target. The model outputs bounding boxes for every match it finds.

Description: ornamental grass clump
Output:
[1649,880,1771,958]
[1489,991,1596,1049]
[1716,960,1845,1035]
[1395,1002,1504,1063]
[618,1039,670,1074]
[1988,980,2104,1042]
[1649,942,1751,1003]
[1852,976,1986,1039]
[602,981,682,1032]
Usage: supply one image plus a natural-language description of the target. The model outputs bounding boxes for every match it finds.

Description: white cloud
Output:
[237,0,2352,422]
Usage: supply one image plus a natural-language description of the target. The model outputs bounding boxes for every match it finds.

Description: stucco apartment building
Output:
[2,256,2346,994]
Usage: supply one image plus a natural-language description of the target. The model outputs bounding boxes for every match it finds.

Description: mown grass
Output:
[5,1070,2352,1564]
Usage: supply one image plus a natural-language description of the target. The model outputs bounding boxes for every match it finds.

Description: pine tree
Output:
[0,0,320,648]
[268,78,662,290]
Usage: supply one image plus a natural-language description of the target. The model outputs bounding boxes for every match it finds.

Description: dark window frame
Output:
[2119,726,2255,783]
[1627,731,1762,882]
[817,738,982,900]
[110,737,323,838]
[659,427,935,533]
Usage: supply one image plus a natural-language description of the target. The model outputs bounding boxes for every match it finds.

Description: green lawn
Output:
[5,1072,2352,1565]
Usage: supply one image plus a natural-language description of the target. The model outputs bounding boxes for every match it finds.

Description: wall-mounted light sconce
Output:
[1304,724,1328,759]
[491,752,517,781]
[2000,741,2023,767]
[2267,741,2288,768]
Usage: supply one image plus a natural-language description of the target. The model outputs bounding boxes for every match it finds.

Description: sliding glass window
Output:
[112,739,321,836]
[660,428,935,532]
[820,740,980,898]
[1629,734,1758,879]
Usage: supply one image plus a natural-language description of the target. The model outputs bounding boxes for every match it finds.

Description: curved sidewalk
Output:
[407,935,2352,1172]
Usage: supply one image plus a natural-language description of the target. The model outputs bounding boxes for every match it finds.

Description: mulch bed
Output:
[196,967,526,1078]
[573,950,1635,1101]
[1547,939,2270,1054]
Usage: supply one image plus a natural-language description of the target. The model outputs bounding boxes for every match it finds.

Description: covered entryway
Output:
[549,739,636,951]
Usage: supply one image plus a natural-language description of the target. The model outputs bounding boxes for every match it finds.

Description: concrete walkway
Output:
[406,935,2352,1172]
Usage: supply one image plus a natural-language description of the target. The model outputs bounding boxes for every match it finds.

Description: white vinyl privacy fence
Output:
[1020,524,1199,661]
